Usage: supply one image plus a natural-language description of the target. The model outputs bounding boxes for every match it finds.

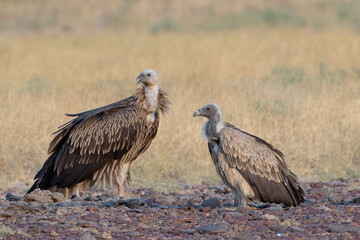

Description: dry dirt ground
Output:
[0,180,359,239]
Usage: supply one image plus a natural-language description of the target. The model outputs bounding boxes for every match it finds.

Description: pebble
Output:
[51,192,65,202]
[86,205,99,212]
[328,224,347,233]
[289,226,305,232]
[269,225,286,232]
[233,234,258,240]
[331,181,347,187]
[352,197,360,204]
[200,207,211,213]
[5,193,23,202]
[305,198,316,204]
[25,189,53,203]
[212,185,231,194]
[223,201,233,207]
[196,223,229,234]
[79,232,97,240]
[262,214,279,222]
[267,204,283,211]
[201,197,221,209]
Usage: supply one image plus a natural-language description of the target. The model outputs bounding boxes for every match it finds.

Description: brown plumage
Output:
[27,69,170,198]
[193,103,304,207]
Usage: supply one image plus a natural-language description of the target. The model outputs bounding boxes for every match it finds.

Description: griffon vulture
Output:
[193,103,304,207]
[27,69,170,198]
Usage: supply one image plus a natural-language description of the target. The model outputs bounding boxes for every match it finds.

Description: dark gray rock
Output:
[212,185,231,194]
[201,197,221,209]
[6,193,23,202]
[328,224,347,233]
[102,200,116,208]
[114,198,140,208]
[353,197,360,204]
[83,197,93,201]
[223,201,233,207]
[196,224,228,234]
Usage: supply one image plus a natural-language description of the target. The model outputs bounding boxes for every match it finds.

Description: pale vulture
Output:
[193,103,304,207]
[27,69,170,198]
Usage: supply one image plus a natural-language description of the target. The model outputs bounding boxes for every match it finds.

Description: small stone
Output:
[212,185,231,194]
[103,200,116,208]
[127,232,142,237]
[79,232,97,240]
[51,192,65,202]
[201,197,221,209]
[25,189,53,203]
[220,211,242,218]
[316,206,330,211]
[270,225,286,232]
[200,207,211,213]
[84,197,93,201]
[0,211,14,218]
[347,225,360,234]
[50,230,58,237]
[331,180,347,187]
[305,198,316,204]
[310,182,327,188]
[196,224,228,234]
[328,224,347,233]
[114,198,140,208]
[86,206,99,212]
[262,214,280,221]
[102,231,113,239]
[6,193,23,202]
[223,202,233,207]
[353,197,360,204]
[289,226,305,232]
[233,234,258,240]
[267,205,283,211]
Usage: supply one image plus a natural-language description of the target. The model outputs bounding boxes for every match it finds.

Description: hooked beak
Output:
[193,109,200,117]
[136,74,144,85]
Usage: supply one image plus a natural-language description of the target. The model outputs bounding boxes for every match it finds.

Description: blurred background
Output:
[1,0,359,191]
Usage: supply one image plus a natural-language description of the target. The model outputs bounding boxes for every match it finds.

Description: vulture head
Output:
[193,103,222,120]
[136,69,159,87]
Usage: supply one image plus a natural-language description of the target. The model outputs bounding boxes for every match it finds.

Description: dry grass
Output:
[1,0,359,190]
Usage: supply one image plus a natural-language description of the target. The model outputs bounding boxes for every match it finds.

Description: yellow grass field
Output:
[1,0,359,191]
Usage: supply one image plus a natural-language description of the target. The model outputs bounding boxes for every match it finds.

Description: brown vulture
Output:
[27,69,170,198]
[193,103,304,207]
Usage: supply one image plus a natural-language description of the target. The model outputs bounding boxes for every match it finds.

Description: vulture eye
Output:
[206,108,210,110]
[147,73,151,77]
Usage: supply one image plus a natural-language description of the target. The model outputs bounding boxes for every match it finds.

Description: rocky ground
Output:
[0,180,359,239]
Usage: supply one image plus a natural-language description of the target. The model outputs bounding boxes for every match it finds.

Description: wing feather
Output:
[219,123,304,206]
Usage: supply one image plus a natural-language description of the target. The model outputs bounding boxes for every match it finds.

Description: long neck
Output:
[144,85,159,113]
[206,115,224,141]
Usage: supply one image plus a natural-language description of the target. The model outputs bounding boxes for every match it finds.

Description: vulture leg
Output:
[231,189,246,207]
[57,187,69,198]
[116,161,131,198]
[69,184,80,198]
